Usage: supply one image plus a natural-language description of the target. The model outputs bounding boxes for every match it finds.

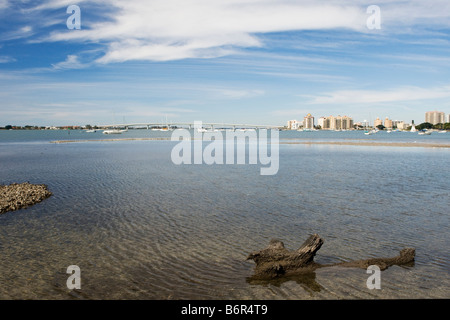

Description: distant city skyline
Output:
[1,1,450,126]
[289,110,449,128]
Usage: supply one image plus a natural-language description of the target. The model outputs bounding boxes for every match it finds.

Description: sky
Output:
[1,0,450,126]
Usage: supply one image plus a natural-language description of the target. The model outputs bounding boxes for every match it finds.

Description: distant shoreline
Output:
[50,138,450,148]
[50,137,170,143]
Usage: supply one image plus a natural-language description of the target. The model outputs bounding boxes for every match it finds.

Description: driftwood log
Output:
[247,234,415,280]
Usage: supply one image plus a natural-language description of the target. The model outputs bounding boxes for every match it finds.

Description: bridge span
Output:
[97,122,283,130]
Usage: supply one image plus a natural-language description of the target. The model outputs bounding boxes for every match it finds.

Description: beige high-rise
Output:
[425,111,445,125]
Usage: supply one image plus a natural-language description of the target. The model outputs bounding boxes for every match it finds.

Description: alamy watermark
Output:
[170,121,279,175]
[66,5,81,30]
[367,5,381,30]
[366,265,381,289]
[66,265,81,290]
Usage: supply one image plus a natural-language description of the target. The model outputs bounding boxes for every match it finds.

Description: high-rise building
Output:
[320,117,331,130]
[392,120,402,128]
[320,115,353,130]
[398,122,406,130]
[287,120,300,130]
[303,113,314,129]
[446,114,450,123]
[374,117,383,128]
[425,111,445,125]
[395,121,408,130]
[318,117,326,129]
[338,115,354,130]
[384,117,393,129]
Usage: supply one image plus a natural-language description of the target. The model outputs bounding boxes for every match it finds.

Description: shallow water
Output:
[0,130,449,299]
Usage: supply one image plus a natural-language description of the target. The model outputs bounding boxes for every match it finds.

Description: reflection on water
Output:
[247,272,323,295]
[0,133,449,299]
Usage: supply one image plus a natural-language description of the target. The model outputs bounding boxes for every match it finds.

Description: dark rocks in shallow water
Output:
[0,182,52,214]
[247,234,415,280]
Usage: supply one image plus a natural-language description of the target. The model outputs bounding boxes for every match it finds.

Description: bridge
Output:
[97,122,283,130]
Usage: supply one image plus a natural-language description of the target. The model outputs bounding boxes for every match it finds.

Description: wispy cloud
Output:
[0,0,9,10]
[309,85,450,105]
[51,55,89,70]
[270,109,314,117]
[214,88,264,99]
[5,0,450,64]
[0,55,15,63]
[0,25,34,41]
[37,0,368,63]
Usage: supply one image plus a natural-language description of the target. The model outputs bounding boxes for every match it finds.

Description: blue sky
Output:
[1,0,450,126]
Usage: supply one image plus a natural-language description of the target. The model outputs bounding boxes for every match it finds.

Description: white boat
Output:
[364,129,376,135]
[152,127,172,131]
[197,128,208,133]
[85,129,97,133]
[418,130,431,135]
[103,129,123,134]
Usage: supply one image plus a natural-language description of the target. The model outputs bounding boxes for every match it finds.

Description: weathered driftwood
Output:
[0,182,52,214]
[247,234,415,279]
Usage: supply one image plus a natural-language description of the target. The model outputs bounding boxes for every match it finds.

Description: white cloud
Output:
[41,0,368,63]
[270,109,314,117]
[20,25,32,33]
[309,85,450,105]
[0,55,15,63]
[5,0,444,64]
[0,0,8,10]
[51,55,88,69]
[215,88,264,99]
[0,25,34,41]
[4,0,450,64]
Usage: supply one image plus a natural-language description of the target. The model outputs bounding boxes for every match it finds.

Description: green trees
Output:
[416,122,449,130]
[432,122,450,130]
[416,122,433,130]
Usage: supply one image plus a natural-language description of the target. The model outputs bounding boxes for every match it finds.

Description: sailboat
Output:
[363,118,376,135]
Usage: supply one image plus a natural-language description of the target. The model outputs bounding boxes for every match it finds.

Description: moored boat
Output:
[103,129,123,134]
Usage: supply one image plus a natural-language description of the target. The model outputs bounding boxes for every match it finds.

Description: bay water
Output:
[0,129,448,299]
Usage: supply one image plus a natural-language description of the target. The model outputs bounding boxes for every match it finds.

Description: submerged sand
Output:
[281,141,450,148]
[50,138,450,148]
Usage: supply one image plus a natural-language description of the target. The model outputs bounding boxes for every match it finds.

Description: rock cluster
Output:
[0,182,52,214]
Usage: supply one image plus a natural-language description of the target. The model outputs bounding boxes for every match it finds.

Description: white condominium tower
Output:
[303,113,314,129]
[425,111,445,125]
